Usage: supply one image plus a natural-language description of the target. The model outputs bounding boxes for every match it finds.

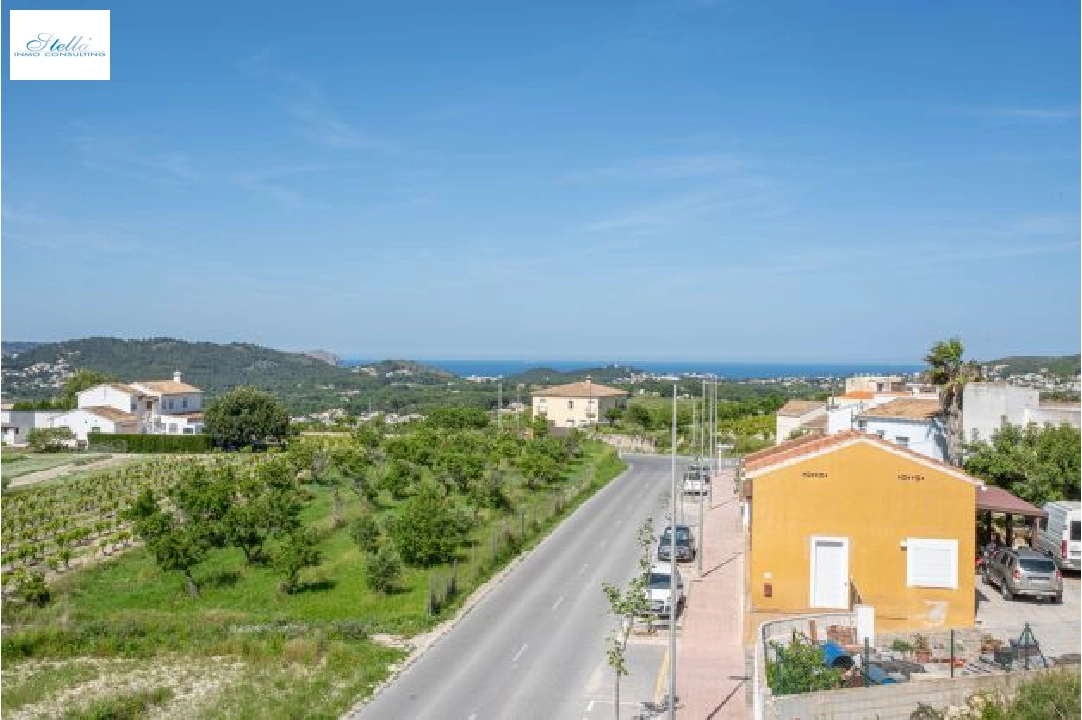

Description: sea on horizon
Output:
[341,358,924,380]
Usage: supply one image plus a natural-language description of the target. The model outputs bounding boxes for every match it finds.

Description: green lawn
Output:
[1,443,626,719]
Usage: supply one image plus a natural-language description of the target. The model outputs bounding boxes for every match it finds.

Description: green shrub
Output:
[27,427,75,453]
[365,544,403,594]
[63,687,173,719]
[88,433,211,453]
[19,571,51,607]
[766,634,843,695]
[349,514,382,554]
[387,484,464,566]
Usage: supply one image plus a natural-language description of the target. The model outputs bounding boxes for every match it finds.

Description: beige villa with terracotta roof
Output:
[61,372,205,440]
[531,379,628,429]
[774,399,827,444]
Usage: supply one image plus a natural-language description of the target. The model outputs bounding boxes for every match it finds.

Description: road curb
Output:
[343,461,633,718]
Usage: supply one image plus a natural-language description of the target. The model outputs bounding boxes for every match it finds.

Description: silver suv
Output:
[982,547,1063,603]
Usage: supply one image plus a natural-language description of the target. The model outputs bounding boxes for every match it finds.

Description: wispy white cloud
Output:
[568,152,747,183]
[239,49,400,154]
[954,105,1080,122]
[1,203,155,255]
[582,191,726,233]
[70,130,332,209]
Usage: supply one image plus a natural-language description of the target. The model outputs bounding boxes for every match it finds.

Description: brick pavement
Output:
[676,471,749,719]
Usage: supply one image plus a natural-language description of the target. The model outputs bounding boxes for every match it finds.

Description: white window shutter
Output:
[906,538,958,589]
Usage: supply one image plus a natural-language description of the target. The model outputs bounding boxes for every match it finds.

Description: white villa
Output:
[2,372,206,444]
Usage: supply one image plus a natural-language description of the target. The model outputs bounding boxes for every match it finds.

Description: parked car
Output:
[683,468,710,495]
[657,524,696,562]
[645,562,685,617]
[982,547,1063,603]
[1034,501,1081,572]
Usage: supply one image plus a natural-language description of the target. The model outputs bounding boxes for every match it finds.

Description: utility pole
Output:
[669,383,677,719]
[697,380,706,577]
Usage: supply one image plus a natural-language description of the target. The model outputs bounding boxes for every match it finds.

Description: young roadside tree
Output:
[604,407,623,427]
[517,447,560,488]
[147,519,209,597]
[365,543,403,594]
[602,518,655,720]
[387,483,463,566]
[271,530,322,594]
[204,387,291,449]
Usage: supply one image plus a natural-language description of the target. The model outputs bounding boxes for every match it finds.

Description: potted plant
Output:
[913,634,932,663]
[890,638,914,659]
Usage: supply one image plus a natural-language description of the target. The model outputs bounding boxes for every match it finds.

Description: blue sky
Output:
[2,0,1079,361]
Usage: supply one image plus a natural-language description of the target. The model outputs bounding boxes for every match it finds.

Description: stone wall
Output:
[763,666,1071,720]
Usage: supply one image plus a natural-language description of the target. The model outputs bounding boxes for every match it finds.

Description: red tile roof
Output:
[857,398,941,420]
[976,485,1047,518]
[532,381,627,398]
[743,430,982,487]
[776,400,825,417]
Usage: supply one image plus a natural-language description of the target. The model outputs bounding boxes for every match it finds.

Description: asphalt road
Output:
[351,454,676,720]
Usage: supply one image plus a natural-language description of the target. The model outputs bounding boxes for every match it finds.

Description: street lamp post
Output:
[669,383,677,719]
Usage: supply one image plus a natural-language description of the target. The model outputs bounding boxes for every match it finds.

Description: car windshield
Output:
[1072,521,1080,542]
[648,573,672,588]
[1019,558,1057,573]
[662,527,690,540]
[660,532,690,545]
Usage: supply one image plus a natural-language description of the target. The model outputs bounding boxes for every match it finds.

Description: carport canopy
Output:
[976,485,1047,519]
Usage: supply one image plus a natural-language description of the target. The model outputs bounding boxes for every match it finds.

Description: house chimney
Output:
[173,371,183,384]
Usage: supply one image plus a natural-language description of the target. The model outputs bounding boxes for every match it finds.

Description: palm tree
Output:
[924,338,983,466]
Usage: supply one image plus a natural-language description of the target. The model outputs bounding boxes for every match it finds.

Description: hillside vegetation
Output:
[985,354,1081,377]
[2,337,453,414]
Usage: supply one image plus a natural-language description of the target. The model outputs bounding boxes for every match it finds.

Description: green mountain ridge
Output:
[982,354,1081,378]
[1,337,453,412]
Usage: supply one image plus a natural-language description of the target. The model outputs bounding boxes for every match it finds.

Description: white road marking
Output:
[467,715,477,720]
[552,595,565,611]
[512,643,528,663]
[579,563,588,574]
[587,700,596,711]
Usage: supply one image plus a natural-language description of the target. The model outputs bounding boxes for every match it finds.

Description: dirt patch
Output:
[4,656,247,720]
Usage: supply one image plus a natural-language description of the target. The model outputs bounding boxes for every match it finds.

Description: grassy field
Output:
[0,454,111,482]
[1,444,626,719]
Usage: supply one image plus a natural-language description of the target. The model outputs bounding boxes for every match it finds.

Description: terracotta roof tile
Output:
[776,400,826,417]
[857,398,941,420]
[743,430,982,488]
[135,380,202,394]
[83,406,141,423]
[532,381,627,398]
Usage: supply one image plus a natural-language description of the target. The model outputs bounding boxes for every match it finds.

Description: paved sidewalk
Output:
[676,471,748,719]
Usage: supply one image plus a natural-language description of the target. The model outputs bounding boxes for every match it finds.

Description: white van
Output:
[1035,501,1081,571]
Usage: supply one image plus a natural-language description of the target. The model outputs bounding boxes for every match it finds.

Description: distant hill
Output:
[299,349,341,366]
[0,337,453,411]
[1,341,45,356]
[984,354,1081,378]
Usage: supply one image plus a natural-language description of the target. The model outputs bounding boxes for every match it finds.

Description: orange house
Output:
[743,431,978,631]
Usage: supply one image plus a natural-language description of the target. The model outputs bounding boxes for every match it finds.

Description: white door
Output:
[810,537,849,609]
